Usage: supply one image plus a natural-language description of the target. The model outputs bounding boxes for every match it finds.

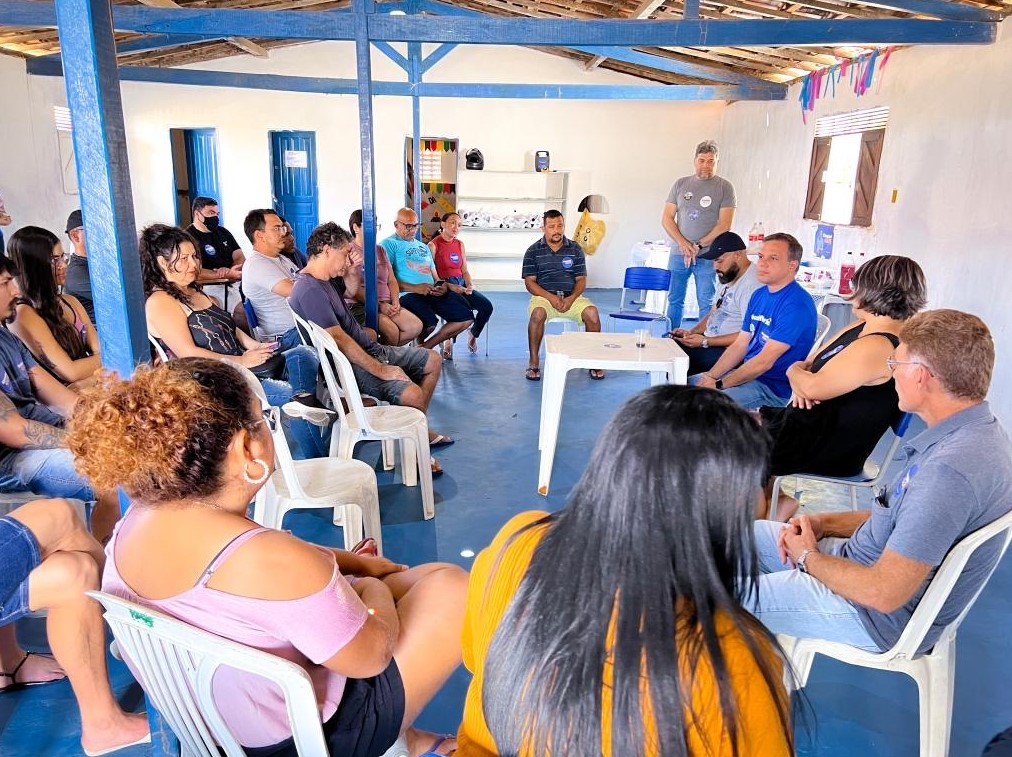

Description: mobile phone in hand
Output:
[433,279,445,287]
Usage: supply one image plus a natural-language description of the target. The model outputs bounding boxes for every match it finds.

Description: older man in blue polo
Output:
[522,210,602,381]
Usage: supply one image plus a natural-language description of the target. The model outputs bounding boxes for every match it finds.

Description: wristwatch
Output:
[701,337,709,349]
[796,548,818,574]
[715,378,724,390]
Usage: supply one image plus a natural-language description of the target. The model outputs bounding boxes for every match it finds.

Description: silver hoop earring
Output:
[242,458,270,485]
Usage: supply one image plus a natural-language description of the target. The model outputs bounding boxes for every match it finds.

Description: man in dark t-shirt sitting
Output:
[289,222,454,456]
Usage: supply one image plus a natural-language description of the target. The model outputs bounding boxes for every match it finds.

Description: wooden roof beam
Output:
[134,0,270,58]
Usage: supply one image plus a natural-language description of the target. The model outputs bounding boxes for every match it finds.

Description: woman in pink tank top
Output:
[68,358,463,757]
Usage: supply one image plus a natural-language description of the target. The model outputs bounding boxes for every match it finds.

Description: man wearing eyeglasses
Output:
[668,231,761,376]
[747,309,1012,657]
[242,208,306,351]
[382,208,474,351]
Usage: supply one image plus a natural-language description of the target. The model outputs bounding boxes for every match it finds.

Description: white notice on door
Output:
[283,150,308,169]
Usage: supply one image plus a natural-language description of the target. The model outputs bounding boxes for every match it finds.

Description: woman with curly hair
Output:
[759,254,927,519]
[6,225,101,387]
[69,358,464,757]
[141,223,326,459]
[456,385,793,757]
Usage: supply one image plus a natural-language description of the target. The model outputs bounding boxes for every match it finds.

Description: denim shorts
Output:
[0,516,41,625]
[352,344,431,405]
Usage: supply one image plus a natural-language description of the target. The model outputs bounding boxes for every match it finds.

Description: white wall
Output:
[0,42,724,287]
[717,19,1012,421]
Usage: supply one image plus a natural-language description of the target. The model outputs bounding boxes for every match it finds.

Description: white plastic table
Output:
[538,332,689,495]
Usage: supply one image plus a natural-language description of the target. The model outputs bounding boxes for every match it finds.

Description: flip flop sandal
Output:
[419,734,456,756]
[467,332,479,353]
[0,652,66,694]
[351,537,378,557]
[431,459,444,479]
[589,369,606,380]
[525,367,541,381]
[440,348,453,361]
[429,434,455,448]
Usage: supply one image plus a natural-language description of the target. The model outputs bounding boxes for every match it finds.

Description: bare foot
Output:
[406,727,456,757]
[0,651,66,691]
[80,712,150,757]
[467,331,478,353]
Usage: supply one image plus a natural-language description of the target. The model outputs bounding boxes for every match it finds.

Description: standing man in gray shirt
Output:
[746,309,1012,655]
[661,140,736,328]
[62,209,94,325]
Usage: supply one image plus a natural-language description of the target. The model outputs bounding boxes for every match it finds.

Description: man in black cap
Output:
[63,209,95,325]
[668,231,762,375]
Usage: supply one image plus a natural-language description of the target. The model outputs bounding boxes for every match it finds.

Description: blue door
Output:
[269,131,318,254]
[171,128,220,225]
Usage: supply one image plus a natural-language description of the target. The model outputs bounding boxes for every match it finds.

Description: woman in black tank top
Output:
[758,255,927,520]
[140,224,326,459]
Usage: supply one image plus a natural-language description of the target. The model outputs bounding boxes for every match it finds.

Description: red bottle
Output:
[839,251,856,295]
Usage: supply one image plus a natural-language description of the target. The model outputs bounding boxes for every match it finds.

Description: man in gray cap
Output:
[63,209,95,325]
[661,140,736,328]
[669,231,761,375]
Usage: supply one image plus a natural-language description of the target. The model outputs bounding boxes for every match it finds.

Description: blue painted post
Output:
[55,6,173,755]
[355,0,379,330]
[409,41,422,227]
[55,0,148,377]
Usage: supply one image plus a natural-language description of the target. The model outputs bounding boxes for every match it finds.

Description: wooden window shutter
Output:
[804,136,832,221]
[851,129,885,227]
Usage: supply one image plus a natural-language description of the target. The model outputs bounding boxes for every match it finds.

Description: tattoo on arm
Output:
[0,392,17,421]
[22,420,67,450]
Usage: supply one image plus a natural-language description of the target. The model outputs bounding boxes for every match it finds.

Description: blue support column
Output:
[56,0,148,377]
[355,0,379,330]
[409,41,422,226]
[55,8,173,755]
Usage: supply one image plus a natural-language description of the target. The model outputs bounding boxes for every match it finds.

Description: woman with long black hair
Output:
[7,225,101,387]
[457,385,793,756]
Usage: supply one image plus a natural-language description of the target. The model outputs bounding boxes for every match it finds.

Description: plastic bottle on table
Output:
[839,251,856,295]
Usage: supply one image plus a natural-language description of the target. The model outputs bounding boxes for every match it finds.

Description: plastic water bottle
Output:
[839,251,856,295]
[748,223,759,251]
[756,222,765,245]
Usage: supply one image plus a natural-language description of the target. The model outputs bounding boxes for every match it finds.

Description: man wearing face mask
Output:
[186,196,245,283]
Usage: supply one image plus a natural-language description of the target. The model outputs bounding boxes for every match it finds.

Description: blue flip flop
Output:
[419,734,455,756]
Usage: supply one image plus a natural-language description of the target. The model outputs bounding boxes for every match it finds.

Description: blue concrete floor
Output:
[2,289,1010,755]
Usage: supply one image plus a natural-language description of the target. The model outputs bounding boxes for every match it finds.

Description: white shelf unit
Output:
[455,171,568,289]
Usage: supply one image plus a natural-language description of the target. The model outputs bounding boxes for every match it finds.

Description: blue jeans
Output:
[275,326,305,352]
[688,374,788,412]
[667,250,716,327]
[744,520,879,651]
[0,448,95,501]
[261,345,329,459]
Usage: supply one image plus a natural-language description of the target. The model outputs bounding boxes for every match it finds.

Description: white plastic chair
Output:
[233,364,384,554]
[308,322,435,521]
[89,591,329,757]
[289,305,313,347]
[778,506,1012,757]
[770,412,914,520]
[148,333,170,363]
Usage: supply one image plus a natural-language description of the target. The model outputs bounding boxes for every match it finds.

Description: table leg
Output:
[538,354,567,495]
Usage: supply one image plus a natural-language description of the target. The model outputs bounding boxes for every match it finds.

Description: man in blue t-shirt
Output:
[693,233,816,410]
[383,208,472,350]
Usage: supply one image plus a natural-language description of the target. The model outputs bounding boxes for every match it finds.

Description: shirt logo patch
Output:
[449,253,461,264]
[561,256,574,269]
[204,244,217,257]
[688,209,700,222]
[699,195,712,209]
[683,192,693,201]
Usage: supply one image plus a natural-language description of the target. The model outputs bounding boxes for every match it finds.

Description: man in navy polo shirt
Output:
[693,232,816,410]
[522,210,602,381]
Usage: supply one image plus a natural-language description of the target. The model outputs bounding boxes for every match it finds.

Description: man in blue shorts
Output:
[383,207,473,350]
[693,233,816,410]
[1,498,149,753]
[290,222,454,460]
